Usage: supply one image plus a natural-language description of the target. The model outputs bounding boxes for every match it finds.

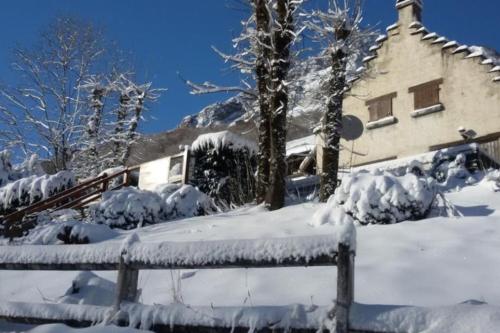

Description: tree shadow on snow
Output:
[454,204,495,217]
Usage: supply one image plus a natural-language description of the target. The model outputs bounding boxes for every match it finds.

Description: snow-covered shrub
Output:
[0,171,75,215]
[87,184,220,230]
[25,220,118,245]
[432,153,479,190]
[163,184,219,220]
[10,209,118,244]
[325,170,436,225]
[88,187,165,229]
[155,183,183,201]
[190,131,257,208]
[406,160,426,177]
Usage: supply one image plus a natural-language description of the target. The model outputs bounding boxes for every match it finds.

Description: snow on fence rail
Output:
[0,302,330,333]
[0,234,356,333]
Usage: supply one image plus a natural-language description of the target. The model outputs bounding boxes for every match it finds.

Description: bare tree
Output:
[75,74,163,177]
[0,17,164,178]
[304,0,375,201]
[110,75,163,166]
[0,17,107,170]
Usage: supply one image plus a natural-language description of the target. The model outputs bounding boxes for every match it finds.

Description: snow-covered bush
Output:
[155,183,184,201]
[163,184,219,220]
[0,170,74,215]
[406,160,426,177]
[87,184,220,230]
[28,221,118,245]
[431,153,479,190]
[190,131,257,208]
[9,209,118,244]
[88,187,165,229]
[323,170,436,225]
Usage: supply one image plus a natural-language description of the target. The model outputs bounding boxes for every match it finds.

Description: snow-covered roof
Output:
[358,22,500,84]
[191,131,257,153]
[286,135,316,156]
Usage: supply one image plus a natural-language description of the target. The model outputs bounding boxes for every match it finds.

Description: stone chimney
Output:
[396,0,423,25]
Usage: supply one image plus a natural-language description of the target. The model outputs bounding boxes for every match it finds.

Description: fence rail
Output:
[1,166,140,239]
[0,237,356,333]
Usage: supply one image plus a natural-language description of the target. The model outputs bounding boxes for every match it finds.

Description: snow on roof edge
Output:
[191,131,257,153]
[286,135,316,156]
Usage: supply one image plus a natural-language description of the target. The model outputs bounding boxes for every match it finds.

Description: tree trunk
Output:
[319,48,347,202]
[254,0,272,204]
[88,88,105,157]
[113,94,130,161]
[120,91,144,165]
[266,0,294,210]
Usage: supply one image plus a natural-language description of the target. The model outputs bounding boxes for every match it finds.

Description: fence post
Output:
[102,174,109,192]
[335,243,355,333]
[124,169,131,187]
[114,255,139,310]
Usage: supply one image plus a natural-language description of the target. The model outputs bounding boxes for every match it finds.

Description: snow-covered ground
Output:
[1,178,500,332]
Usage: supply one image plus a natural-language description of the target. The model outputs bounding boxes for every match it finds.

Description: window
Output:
[409,78,443,110]
[365,92,397,122]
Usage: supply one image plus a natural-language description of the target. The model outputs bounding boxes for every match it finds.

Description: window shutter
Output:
[409,79,443,110]
[366,92,397,122]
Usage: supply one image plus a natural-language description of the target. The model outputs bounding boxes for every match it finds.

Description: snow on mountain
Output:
[179,95,255,129]
[179,58,330,131]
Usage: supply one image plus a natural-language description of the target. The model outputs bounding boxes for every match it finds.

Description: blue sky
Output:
[0,0,499,134]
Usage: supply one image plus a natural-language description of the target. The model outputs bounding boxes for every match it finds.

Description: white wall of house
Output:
[340,1,500,167]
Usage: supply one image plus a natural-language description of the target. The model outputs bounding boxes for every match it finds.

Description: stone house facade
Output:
[324,0,500,170]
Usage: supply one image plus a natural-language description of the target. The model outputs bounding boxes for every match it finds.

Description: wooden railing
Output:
[1,166,140,239]
[0,237,356,333]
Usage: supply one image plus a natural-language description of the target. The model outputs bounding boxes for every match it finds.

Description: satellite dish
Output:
[341,115,364,141]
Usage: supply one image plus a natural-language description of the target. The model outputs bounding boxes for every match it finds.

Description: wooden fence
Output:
[0,237,357,333]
